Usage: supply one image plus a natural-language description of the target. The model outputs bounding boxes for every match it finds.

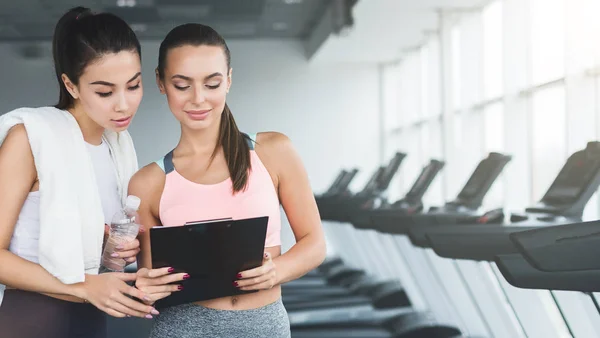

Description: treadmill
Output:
[349,159,446,230]
[285,152,408,305]
[420,141,600,262]
[288,159,445,309]
[356,153,513,337]
[285,153,405,293]
[290,160,465,338]
[368,152,512,240]
[316,168,360,221]
[287,159,445,305]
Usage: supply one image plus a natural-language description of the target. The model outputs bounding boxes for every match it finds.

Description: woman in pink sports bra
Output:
[128,23,326,337]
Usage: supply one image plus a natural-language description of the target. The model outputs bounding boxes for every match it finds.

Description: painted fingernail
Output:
[178,285,184,290]
[145,314,153,319]
[233,282,239,287]
[183,274,190,279]
[116,245,124,250]
[168,267,175,273]
[237,273,242,278]
[151,309,160,315]
[111,253,119,258]
[144,296,152,301]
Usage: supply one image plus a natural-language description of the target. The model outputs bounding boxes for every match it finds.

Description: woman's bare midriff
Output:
[193,246,282,310]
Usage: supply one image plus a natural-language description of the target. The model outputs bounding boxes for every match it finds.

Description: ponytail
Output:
[212,104,251,193]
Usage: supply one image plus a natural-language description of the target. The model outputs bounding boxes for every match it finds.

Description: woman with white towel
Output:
[0,6,184,338]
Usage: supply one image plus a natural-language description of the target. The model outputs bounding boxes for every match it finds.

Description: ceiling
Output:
[308,0,493,64]
[0,0,495,64]
[0,0,330,41]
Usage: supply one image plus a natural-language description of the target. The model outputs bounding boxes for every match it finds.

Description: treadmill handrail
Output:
[424,224,541,261]
[495,252,600,292]
[509,219,600,272]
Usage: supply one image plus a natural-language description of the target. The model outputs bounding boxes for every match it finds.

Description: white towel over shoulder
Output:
[0,106,138,285]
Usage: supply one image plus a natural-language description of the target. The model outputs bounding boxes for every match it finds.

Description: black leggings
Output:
[0,289,107,338]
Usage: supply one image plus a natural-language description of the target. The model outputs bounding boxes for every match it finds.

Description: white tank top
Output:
[8,141,122,264]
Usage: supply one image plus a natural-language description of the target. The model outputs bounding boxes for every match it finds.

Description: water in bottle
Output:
[100,195,141,273]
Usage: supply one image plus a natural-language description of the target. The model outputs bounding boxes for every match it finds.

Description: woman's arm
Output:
[128,164,165,269]
[255,132,327,285]
[128,165,185,304]
[0,125,157,318]
[0,125,81,296]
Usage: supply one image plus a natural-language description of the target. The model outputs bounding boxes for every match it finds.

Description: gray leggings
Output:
[150,298,291,338]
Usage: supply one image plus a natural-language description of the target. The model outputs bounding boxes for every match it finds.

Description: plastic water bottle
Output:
[100,195,141,273]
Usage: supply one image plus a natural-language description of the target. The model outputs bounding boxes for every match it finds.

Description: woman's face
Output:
[64,51,143,132]
[157,44,231,131]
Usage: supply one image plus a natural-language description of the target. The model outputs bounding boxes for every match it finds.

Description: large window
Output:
[531,85,567,199]
[483,0,504,100]
[530,0,566,85]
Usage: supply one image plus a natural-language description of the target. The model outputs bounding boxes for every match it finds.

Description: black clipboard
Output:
[149,216,269,309]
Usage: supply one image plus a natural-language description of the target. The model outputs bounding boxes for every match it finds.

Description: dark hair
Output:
[158,24,251,193]
[52,6,142,110]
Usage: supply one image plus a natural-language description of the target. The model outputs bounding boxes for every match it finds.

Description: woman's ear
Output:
[61,74,80,100]
[227,68,232,93]
[155,68,165,94]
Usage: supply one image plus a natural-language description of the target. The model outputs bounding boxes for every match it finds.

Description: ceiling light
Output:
[283,0,303,4]
[117,0,136,7]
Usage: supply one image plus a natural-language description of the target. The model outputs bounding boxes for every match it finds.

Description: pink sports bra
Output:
[155,133,282,247]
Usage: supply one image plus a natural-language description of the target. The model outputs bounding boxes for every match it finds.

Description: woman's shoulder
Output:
[128,161,167,197]
[251,131,298,173]
[3,106,65,117]
[252,131,292,151]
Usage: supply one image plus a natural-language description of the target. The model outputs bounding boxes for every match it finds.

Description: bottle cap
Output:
[125,195,141,211]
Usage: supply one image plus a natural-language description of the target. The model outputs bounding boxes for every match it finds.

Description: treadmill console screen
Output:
[542,149,600,205]
[405,161,444,200]
[377,152,406,190]
[457,159,496,199]
[455,153,511,205]
[360,167,384,195]
[337,169,359,193]
[325,170,347,194]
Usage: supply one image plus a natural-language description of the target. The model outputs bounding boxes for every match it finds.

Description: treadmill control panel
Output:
[540,142,600,207]
[453,152,512,209]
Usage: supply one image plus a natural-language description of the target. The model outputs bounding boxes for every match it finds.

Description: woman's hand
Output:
[135,267,188,305]
[113,239,141,265]
[104,224,146,265]
[235,252,278,291]
[77,272,159,319]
